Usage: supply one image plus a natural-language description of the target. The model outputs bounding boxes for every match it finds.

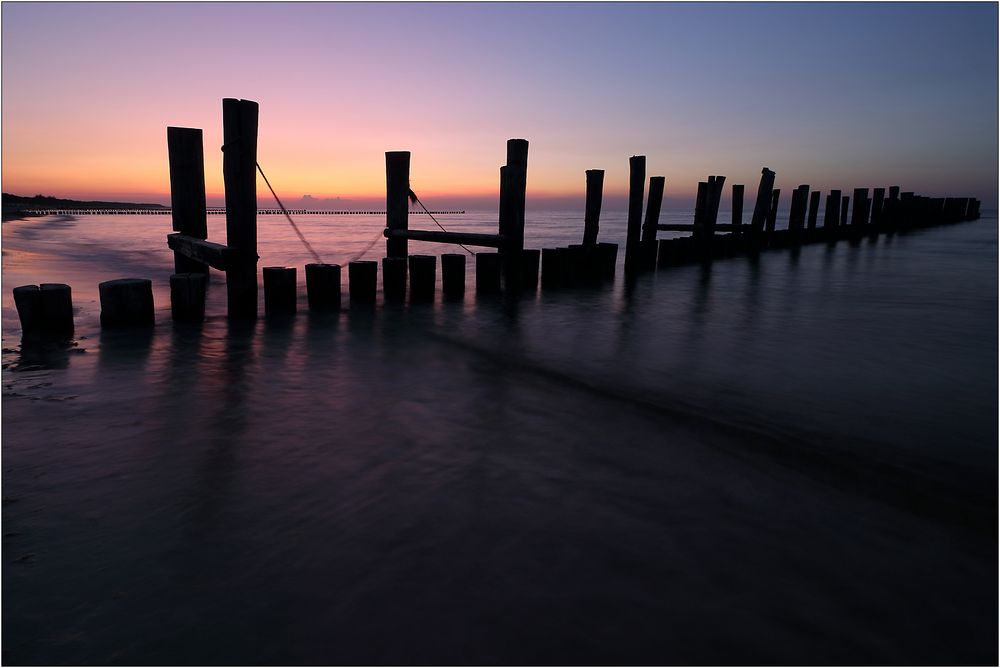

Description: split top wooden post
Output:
[583,169,605,245]
[386,151,411,259]
[222,98,260,318]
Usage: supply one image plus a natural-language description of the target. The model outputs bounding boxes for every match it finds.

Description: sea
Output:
[2,208,997,664]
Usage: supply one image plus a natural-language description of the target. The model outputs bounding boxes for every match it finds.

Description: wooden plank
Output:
[167,233,235,270]
[383,228,505,248]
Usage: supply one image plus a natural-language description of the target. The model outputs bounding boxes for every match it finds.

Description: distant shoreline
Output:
[2,192,168,221]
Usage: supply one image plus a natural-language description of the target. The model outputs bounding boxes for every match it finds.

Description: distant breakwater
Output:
[16,209,465,216]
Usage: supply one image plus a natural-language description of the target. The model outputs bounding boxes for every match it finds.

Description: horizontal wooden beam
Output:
[167,233,240,271]
[383,228,505,248]
[656,223,740,232]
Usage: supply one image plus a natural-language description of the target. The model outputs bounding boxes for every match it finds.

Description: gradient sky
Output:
[2,2,997,209]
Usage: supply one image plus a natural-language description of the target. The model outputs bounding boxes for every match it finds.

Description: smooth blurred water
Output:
[2,210,997,664]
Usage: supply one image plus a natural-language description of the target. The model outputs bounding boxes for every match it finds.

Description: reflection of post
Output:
[623,155,645,276]
[222,98,259,319]
[167,127,208,274]
[386,151,410,259]
[582,169,604,245]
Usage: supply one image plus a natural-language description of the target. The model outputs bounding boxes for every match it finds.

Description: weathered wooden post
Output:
[167,126,208,274]
[824,190,841,230]
[840,195,851,228]
[13,284,74,337]
[640,176,664,270]
[871,188,886,229]
[349,260,377,305]
[386,151,410,258]
[541,247,567,289]
[788,185,809,244]
[501,139,528,291]
[263,266,296,315]
[732,184,744,229]
[749,168,776,244]
[222,98,259,319]
[623,155,645,276]
[170,273,207,322]
[851,188,869,227]
[582,169,604,245]
[807,191,821,230]
[596,242,618,279]
[441,253,466,298]
[382,256,407,302]
[765,189,780,241]
[520,248,540,291]
[409,254,436,302]
[100,278,154,328]
[305,263,341,311]
[476,252,502,293]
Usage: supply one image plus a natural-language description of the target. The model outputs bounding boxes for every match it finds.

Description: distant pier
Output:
[17,209,466,216]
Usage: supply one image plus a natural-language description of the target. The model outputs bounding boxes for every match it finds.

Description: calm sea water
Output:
[2,209,997,664]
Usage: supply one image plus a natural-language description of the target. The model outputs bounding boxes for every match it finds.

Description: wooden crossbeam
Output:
[383,229,505,248]
[167,233,238,271]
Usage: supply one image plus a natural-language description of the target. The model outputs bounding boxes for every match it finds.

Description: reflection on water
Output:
[1,213,997,664]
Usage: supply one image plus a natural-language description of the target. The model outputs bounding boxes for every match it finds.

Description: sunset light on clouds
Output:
[2,2,997,209]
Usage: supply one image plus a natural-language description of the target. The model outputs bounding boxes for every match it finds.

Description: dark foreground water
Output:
[2,212,997,664]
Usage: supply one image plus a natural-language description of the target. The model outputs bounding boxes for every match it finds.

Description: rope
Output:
[347,227,385,264]
[255,162,325,265]
[409,188,474,255]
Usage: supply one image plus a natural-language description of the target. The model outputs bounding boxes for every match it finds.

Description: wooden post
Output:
[39,284,74,336]
[12,286,42,335]
[520,249,540,291]
[840,195,850,228]
[382,256,407,302]
[263,266,296,316]
[640,176,665,270]
[765,189,780,238]
[386,151,410,258]
[871,188,886,228]
[851,188,869,227]
[624,155,645,276]
[789,185,809,237]
[541,247,566,289]
[749,168,776,235]
[807,191,821,230]
[348,260,377,305]
[99,278,154,328]
[596,242,618,279]
[408,254,436,302]
[441,253,466,298]
[706,175,726,237]
[732,184,744,229]
[170,273,207,322]
[501,139,529,291]
[824,190,841,229]
[692,181,708,239]
[167,126,208,274]
[583,170,604,245]
[305,263,341,311]
[222,98,259,319]
[475,252,502,293]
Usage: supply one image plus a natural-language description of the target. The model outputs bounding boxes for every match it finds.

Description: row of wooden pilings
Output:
[11,97,983,337]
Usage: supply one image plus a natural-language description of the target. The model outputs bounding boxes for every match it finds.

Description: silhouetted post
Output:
[170,273,207,322]
[305,263,341,311]
[840,196,850,228]
[100,278,154,328]
[788,185,809,245]
[692,181,708,237]
[732,184,744,229]
[851,188,869,227]
[824,190,841,229]
[263,267,296,315]
[520,249,540,291]
[476,252,502,293]
[765,189,780,242]
[807,191,821,230]
[583,169,604,245]
[501,139,529,290]
[167,127,208,274]
[222,98,259,319]
[749,168,776,236]
[888,186,900,201]
[382,256,407,302]
[596,242,618,279]
[441,253,466,298]
[386,151,410,259]
[541,247,567,289]
[409,254,436,302]
[624,155,645,276]
[14,284,74,337]
[871,188,886,228]
[641,175,665,269]
[706,176,726,235]
[349,261,377,305]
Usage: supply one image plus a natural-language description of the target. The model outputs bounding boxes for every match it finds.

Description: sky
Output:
[2,2,997,210]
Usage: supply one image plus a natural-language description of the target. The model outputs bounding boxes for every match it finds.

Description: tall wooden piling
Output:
[765,189,780,238]
[851,188,869,227]
[706,176,726,238]
[386,151,410,259]
[167,127,208,274]
[749,168,776,241]
[871,188,886,228]
[583,170,604,245]
[222,98,259,319]
[501,139,529,290]
[641,176,665,270]
[807,191,821,230]
[789,185,809,235]
[840,196,851,228]
[624,155,645,276]
[732,184,744,229]
[824,190,841,229]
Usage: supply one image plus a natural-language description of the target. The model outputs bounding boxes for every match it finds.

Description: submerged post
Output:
[222,98,259,318]
[386,151,410,258]
[583,169,604,245]
[624,156,645,276]
[167,127,208,274]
